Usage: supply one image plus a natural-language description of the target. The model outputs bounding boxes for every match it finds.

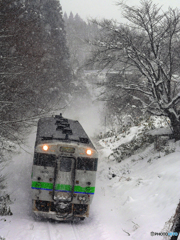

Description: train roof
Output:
[36,114,95,149]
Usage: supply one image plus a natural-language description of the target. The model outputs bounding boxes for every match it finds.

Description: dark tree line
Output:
[0,0,72,145]
[63,12,99,73]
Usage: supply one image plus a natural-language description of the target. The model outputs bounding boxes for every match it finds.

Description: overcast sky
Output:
[60,0,180,22]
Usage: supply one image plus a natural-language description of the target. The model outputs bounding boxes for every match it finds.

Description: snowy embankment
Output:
[0,124,180,240]
[98,124,180,240]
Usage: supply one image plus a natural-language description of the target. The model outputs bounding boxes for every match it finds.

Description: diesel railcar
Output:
[31,113,98,221]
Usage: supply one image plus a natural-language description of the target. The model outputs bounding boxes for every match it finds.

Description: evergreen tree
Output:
[37,0,71,94]
[0,0,71,144]
[64,12,99,72]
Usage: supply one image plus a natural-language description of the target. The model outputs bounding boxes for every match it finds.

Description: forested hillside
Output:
[0,0,71,188]
[63,12,99,72]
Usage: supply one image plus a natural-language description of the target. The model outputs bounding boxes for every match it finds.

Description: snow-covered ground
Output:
[0,124,180,240]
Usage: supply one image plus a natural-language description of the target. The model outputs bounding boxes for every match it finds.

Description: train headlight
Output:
[42,144,49,151]
[86,149,92,156]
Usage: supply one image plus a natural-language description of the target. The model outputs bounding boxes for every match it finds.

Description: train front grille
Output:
[35,200,50,212]
[73,204,88,215]
[35,200,72,213]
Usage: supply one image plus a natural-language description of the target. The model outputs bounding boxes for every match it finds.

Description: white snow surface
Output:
[1,127,180,240]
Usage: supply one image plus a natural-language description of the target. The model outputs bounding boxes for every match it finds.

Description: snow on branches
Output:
[87,1,180,138]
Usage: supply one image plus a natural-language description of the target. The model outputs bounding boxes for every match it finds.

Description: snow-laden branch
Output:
[0,72,33,75]
[154,79,164,86]
[122,86,152,96]
[130,95,148,109]
[163,93,180,109]
[0,101,13,104]
[0,35,14,38]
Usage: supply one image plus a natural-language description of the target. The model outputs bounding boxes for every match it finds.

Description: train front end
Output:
[31,115,98,221]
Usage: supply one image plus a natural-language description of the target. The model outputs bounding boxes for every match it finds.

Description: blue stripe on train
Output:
[31,187,94,194]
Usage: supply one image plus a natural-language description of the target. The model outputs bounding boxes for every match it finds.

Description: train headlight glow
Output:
[86,149,92,155]
[42,144,49,151]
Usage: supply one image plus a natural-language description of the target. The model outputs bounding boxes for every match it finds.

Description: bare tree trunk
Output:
[171,200,180,240]
[168,113,180,140]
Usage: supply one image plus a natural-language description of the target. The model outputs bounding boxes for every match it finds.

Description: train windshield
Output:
[33,153,56,167]
[60,157,73,172]
[77,157,98,171]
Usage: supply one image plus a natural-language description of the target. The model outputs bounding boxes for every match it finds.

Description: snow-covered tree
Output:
[87,0,180,139]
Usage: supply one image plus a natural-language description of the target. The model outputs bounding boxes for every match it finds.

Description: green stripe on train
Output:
[74,185,95,194]
[31,181,95,193]
[31,181,53,189]
[55,184,72,191]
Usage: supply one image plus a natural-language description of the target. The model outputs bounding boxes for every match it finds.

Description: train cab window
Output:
[60,157,72,172]
[77,158,98,171]
[33,153,56,167]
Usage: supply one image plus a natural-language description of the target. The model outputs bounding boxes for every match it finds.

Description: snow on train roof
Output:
[36,114,94,148]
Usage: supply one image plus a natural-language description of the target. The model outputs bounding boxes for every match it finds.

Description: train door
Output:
[53,157,75,202]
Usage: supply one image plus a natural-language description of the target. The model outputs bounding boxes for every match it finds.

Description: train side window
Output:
[33,153,56,167]
[60,157,72,172]
[77,158,98,171]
